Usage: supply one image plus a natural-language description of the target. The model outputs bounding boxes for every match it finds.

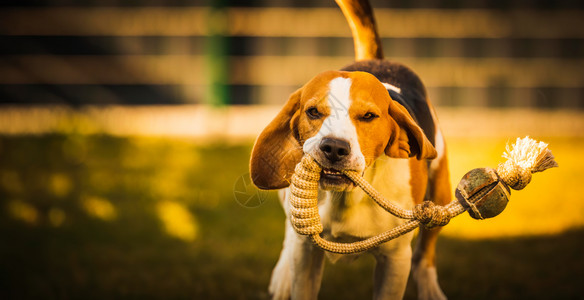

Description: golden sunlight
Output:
[82,196,117,221]
[8,200,38,224]
[156,200,198,242]
[49,173,73,198]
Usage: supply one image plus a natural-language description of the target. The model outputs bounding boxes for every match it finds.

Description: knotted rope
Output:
[496,137,559,190]
[289,136,557,254]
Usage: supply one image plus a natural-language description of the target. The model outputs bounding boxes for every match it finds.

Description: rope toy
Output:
[289,136,558,254]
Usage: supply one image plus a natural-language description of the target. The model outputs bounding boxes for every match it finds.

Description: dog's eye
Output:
[306,107,321,119]
[361,112,378,121]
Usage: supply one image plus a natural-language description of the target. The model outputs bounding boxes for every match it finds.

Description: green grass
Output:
[0,135,582,299]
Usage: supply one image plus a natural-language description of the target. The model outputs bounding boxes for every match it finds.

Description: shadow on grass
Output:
[0,135,581,299]
[1,217,582,300]
[420,229,584,300]
[320,229,584,300]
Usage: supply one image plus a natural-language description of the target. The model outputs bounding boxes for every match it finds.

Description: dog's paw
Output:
[411,260,447,300]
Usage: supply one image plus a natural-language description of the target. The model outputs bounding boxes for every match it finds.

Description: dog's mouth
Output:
[320,168,354,190]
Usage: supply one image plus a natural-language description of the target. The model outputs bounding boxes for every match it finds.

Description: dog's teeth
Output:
[323,169,342,175]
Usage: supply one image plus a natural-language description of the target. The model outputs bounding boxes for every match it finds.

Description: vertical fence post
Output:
[205,0,229,106]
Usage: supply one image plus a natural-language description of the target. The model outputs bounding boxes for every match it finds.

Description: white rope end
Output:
[497,136,558,190]
[502,136,558,173]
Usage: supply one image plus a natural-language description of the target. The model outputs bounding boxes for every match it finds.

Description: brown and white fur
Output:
[249,1,451,299]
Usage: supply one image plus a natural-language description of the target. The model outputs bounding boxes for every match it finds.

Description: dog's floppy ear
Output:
[385,100,437,160]
[250,89,304,190]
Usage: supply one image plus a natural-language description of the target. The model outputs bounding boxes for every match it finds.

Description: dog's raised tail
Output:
[335,0,383,61]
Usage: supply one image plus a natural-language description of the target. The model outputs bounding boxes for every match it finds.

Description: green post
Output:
[205,0,229,106]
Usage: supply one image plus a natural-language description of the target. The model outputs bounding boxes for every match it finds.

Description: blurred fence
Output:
[0,105,582,141]
[0,1,583,107]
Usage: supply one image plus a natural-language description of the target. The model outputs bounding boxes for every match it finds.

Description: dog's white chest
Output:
[318,156,415,242]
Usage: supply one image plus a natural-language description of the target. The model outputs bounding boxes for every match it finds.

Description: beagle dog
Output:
[250,1,451,299]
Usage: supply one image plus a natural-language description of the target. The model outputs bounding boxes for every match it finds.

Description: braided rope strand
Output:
[289,156,324,236]
[343,170,414,219]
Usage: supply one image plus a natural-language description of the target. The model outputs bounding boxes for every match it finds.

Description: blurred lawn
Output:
[0,134,582,299]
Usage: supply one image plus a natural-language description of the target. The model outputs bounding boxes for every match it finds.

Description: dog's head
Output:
[250,70,436,191]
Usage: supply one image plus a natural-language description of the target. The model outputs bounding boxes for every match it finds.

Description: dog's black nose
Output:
[319,138,351,163]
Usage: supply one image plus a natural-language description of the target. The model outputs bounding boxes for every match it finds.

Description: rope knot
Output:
[413,201,451,228]
[497,160,532,190]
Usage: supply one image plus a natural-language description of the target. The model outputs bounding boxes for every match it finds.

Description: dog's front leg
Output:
[372,243,412,300]
[289,223,325,300]
[270,220,325,300]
